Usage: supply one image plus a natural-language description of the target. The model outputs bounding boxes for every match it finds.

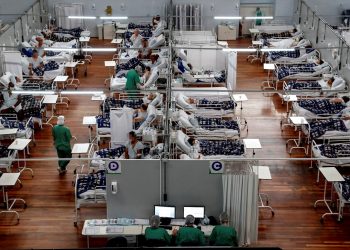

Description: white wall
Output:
[0,0,38,23]
[46,0,169,36]
[304,0,348,26]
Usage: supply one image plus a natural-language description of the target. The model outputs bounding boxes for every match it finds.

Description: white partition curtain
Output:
[174,4,203,31]
[110,108,134,147]
[222,162,259,246]
[54,3,84,29]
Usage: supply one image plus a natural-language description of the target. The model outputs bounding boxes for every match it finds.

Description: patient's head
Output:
[141,103,148,112]
[327,77,335,87]
[187,138,196,146]
[147,92,156,100]
[141,38,148,48]
[32,49,39,59]
[150,54,159,64]
[134,29,140,36]
[342,96,350,104]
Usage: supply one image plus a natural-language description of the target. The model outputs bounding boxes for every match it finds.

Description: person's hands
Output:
[72,136,78,141]
[172,229,178,236]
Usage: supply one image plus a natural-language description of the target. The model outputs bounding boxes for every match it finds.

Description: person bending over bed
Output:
[330,96,350,106]
[134,103,148,123]
[187,138,202,159]
[125,66,145,96]
[124,131,144,159]
[28,50,44,76]
[130,29,142,48]
[0,81,24,121]
[35,37,46,57]
[142,66,151,83]
[138,39,152,60]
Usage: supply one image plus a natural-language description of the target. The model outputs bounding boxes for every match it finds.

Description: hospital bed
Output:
[173,109,244,139]
[175,130,245,160]
[332,176,350,221]
[301,118,350,141]
[267,48,318,63]
[275,62,332,81]
[174,92,236,116]
[21,57,65,82]
[291,98,348,120]
[96,104,158,143]
[111,67,160,91]
[282,76,347,97]
[90,144,126,169]
[0,145,18,172]
[74,170,106,226]
[0,114,34,141]
[17,78,55,91]
[173,31,217,45]
[256,25,295,34]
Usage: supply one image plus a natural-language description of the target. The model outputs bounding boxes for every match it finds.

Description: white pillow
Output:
[176,93,194,110]
[332,77,345,90]
[176,130,190,154]
[178,49,187,61]
[21,42,31,48]
[144,68,159,88]
[21,57,30,75]
[150,93,162,107]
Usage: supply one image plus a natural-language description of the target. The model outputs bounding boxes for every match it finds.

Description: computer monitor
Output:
[183,206,205,219]
[154,205,176,219]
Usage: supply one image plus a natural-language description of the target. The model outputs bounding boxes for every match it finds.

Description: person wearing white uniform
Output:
[125,131,144,159]
[187,138,202,159]
[130,29,142,48]
[134,103,148,123]
[0,80,24,120]
[28,50,44,76]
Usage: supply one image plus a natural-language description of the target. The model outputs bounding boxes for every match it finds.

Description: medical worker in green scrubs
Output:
[144,215,171,246]
[209,212,238,246]
[173,215,205,246]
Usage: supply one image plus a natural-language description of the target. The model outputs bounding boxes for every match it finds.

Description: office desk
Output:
[286,116,308,155]
[83,116,97,143]
[314,167,345,223]
[0,173,26,223]
[43,94,58,126]
[82,219,215,248]
[8,138,33,176]
[252,166,274,216]
[72,143,91,173]
[64,61,79,88]
[243,139,262,157]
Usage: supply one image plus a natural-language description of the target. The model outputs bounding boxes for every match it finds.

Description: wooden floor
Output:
[0,38,349,249]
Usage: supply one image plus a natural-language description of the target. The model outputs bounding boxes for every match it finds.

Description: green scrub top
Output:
[144,227,171,245]
[209,225,238,246]
[175,226,205,246]
[256,10,263,25]
[125,69,141,91]
[52,125,72,150]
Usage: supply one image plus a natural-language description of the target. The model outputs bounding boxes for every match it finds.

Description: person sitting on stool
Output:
[173,215,205,246]
[144,215,171,246]
[209,212,238,247]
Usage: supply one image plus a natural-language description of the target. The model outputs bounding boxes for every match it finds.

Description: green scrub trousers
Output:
[52,125,72,171]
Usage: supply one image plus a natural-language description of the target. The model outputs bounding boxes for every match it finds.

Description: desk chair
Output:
[106,236,128,247]
[145,239,168,247]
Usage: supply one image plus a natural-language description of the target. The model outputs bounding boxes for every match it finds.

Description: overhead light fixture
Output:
[245,16,274,20]
[12,90,55,95]
[100,16,128,20]
[214,16,242,20]
[44,48,78,52]
[61,91,104,95]
[261,48,295,52]
[81,48,117,52]
[222,48,257,52]
[68,16,96,19]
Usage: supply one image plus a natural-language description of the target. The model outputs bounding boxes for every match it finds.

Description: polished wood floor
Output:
[0,39,349,249]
